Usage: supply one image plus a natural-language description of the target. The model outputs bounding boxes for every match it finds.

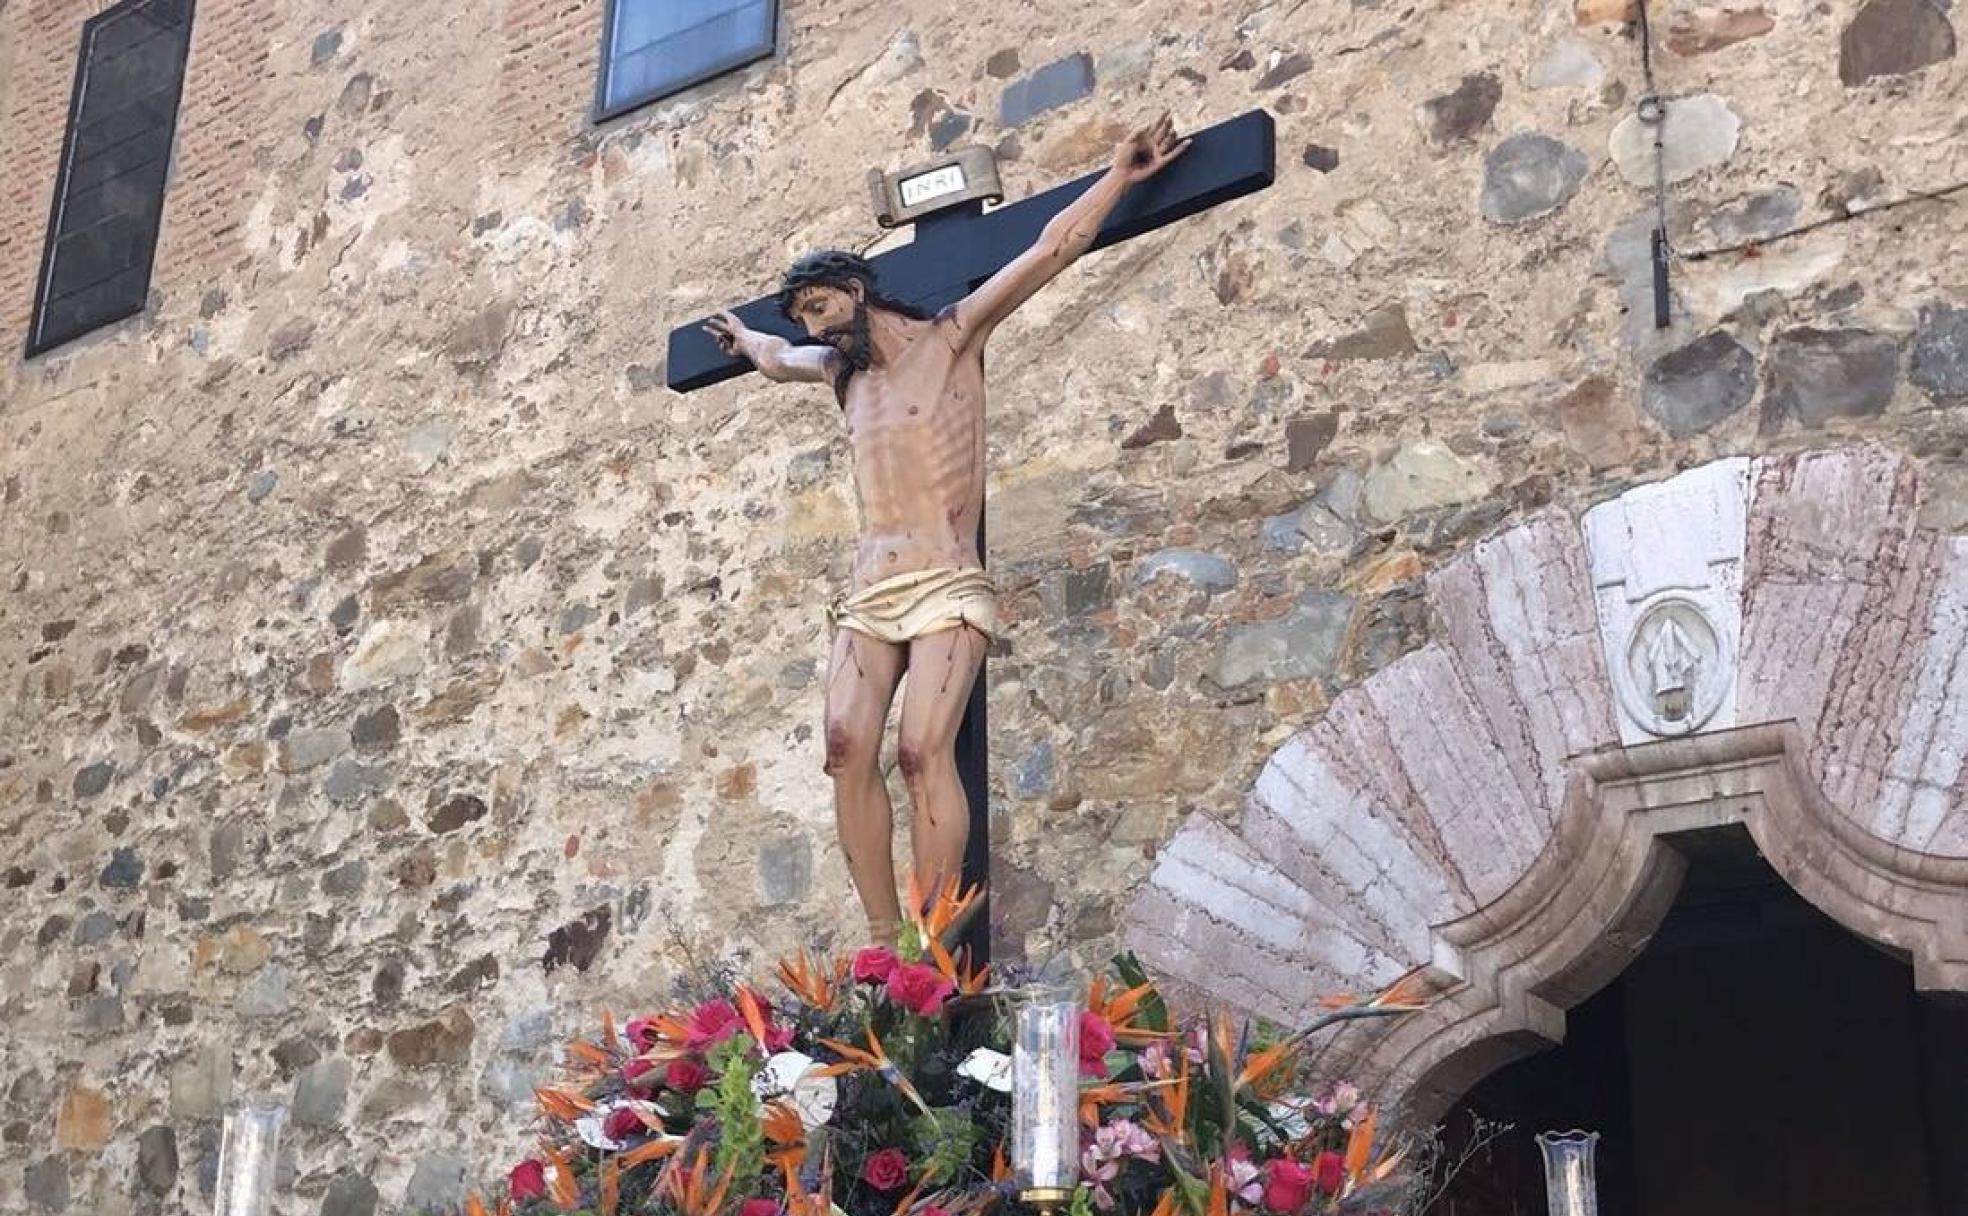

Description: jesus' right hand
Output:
[703,310,750,357]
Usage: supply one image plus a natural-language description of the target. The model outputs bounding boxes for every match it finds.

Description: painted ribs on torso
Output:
[844,328,986,590]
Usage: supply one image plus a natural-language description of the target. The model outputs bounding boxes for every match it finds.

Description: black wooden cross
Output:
[665,109,1275,962]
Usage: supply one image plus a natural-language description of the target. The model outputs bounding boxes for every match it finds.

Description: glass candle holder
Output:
[1011,989,1080,1201]
[212,1102,286,1216]
[1534,1129,1600,1216]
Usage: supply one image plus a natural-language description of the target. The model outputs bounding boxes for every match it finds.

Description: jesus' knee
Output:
[823,717,879,779]
[895,727,954,788]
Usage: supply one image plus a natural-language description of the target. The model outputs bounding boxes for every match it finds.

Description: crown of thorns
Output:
[777,250,877,320]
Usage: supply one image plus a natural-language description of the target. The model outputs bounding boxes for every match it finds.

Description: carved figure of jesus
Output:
[704,114,1190,943]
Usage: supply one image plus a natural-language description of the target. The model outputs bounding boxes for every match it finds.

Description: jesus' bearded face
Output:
[788,283,871,369]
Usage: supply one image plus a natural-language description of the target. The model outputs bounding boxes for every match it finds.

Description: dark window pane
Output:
[71,83,180,164]
[50,211,154,297]
[599,0,774,115]
[63,124,170,195]
[88,9,160,61]
[88,28,179,100]
[58,169,157,234]
[28,0,193,356]
[64,121,172,194]
[37,265,148,348]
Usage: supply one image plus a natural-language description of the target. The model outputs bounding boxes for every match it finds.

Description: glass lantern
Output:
[1011,988,1081,1209]
[212,1101,286,1216]
[1534,1129,1600,1216]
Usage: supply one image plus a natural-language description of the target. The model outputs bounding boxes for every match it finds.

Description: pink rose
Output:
[853,946,900,984]
[862,1147,910,1191]
[1312,1151,1345,1197]
[666,1057,711,1093]
[885,962,956,1016]
[509,1160,547,1200]
[1262,1160,1314,1213]
[622,1057,656,1087]
[604,1106,645,1141]
[740,1200,781,1216]
[1079,1011,1116,1077]
[626,1016,658,1049]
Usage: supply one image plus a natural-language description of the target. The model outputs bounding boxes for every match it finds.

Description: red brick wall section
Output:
[151,0,274,291]
[0,0,271,356]
[496,0,604,161]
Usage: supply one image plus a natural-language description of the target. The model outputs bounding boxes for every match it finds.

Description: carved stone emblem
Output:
[1584,456,1748,745]
[1618,595,1730,735]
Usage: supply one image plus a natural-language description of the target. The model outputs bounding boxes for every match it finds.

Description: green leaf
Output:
[1237,1092,1292,1146]
[1167,1160,1209,1216]
[1111,953,1172,1033]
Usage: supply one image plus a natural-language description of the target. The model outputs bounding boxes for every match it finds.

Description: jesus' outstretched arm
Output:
[701,311,842,383]
[946,112,1190,353]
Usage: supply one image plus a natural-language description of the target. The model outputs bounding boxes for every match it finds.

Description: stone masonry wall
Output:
[1,0,1964,1212]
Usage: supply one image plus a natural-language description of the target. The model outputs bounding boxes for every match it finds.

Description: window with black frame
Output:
[27,0,195,357]
[594,0,780,121]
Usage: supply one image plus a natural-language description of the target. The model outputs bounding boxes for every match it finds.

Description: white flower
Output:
[752,1051,839,1128]
[957,1047,1014,1093]
[1265,1101,1310,1139]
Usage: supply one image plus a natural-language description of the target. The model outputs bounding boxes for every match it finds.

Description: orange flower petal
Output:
[1343,1109,1377,1184]
[622,1137,682,1167]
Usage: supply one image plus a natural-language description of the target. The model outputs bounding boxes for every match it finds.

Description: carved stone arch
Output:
[1375,722,1968,1126]
[1122,445,1968,1125]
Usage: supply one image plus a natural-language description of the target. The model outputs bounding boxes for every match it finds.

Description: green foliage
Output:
[709,1035,765,1186]
[908,1107,980,1183]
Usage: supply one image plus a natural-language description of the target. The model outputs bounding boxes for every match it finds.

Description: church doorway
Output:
[1428,826,1968,1216]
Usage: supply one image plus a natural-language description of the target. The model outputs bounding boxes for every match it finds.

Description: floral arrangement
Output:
[470,880,1427,1216]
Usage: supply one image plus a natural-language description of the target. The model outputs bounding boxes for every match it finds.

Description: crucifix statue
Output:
[667,108,1275,955]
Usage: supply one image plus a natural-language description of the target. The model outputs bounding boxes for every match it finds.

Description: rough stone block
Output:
[1480,133,1588,223]
[998,53,1095,126]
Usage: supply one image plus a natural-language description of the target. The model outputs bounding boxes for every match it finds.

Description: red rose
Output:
[1262,1160,1314,1213]
[1078,1011,1116,1077]
[666,1057,711,1093]
[622,1057,656,1087]
[853,946,900,984]
[684,999,744,1050]
[862,1147,910,1190]
[626,1016,658,1049]
[885,963,955,1016]
[604,1106,645,1141]
[509,1160,547,1200]
[1312,1151,1345,1196]
[740,1200,781,1216]
[683,996,793,1051]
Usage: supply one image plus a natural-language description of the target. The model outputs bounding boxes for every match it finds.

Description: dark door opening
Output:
[1428,827,1968,1216]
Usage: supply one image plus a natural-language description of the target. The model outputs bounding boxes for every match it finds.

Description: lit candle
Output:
[213,1102,286,1216]
[1012,989,1080,1199]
